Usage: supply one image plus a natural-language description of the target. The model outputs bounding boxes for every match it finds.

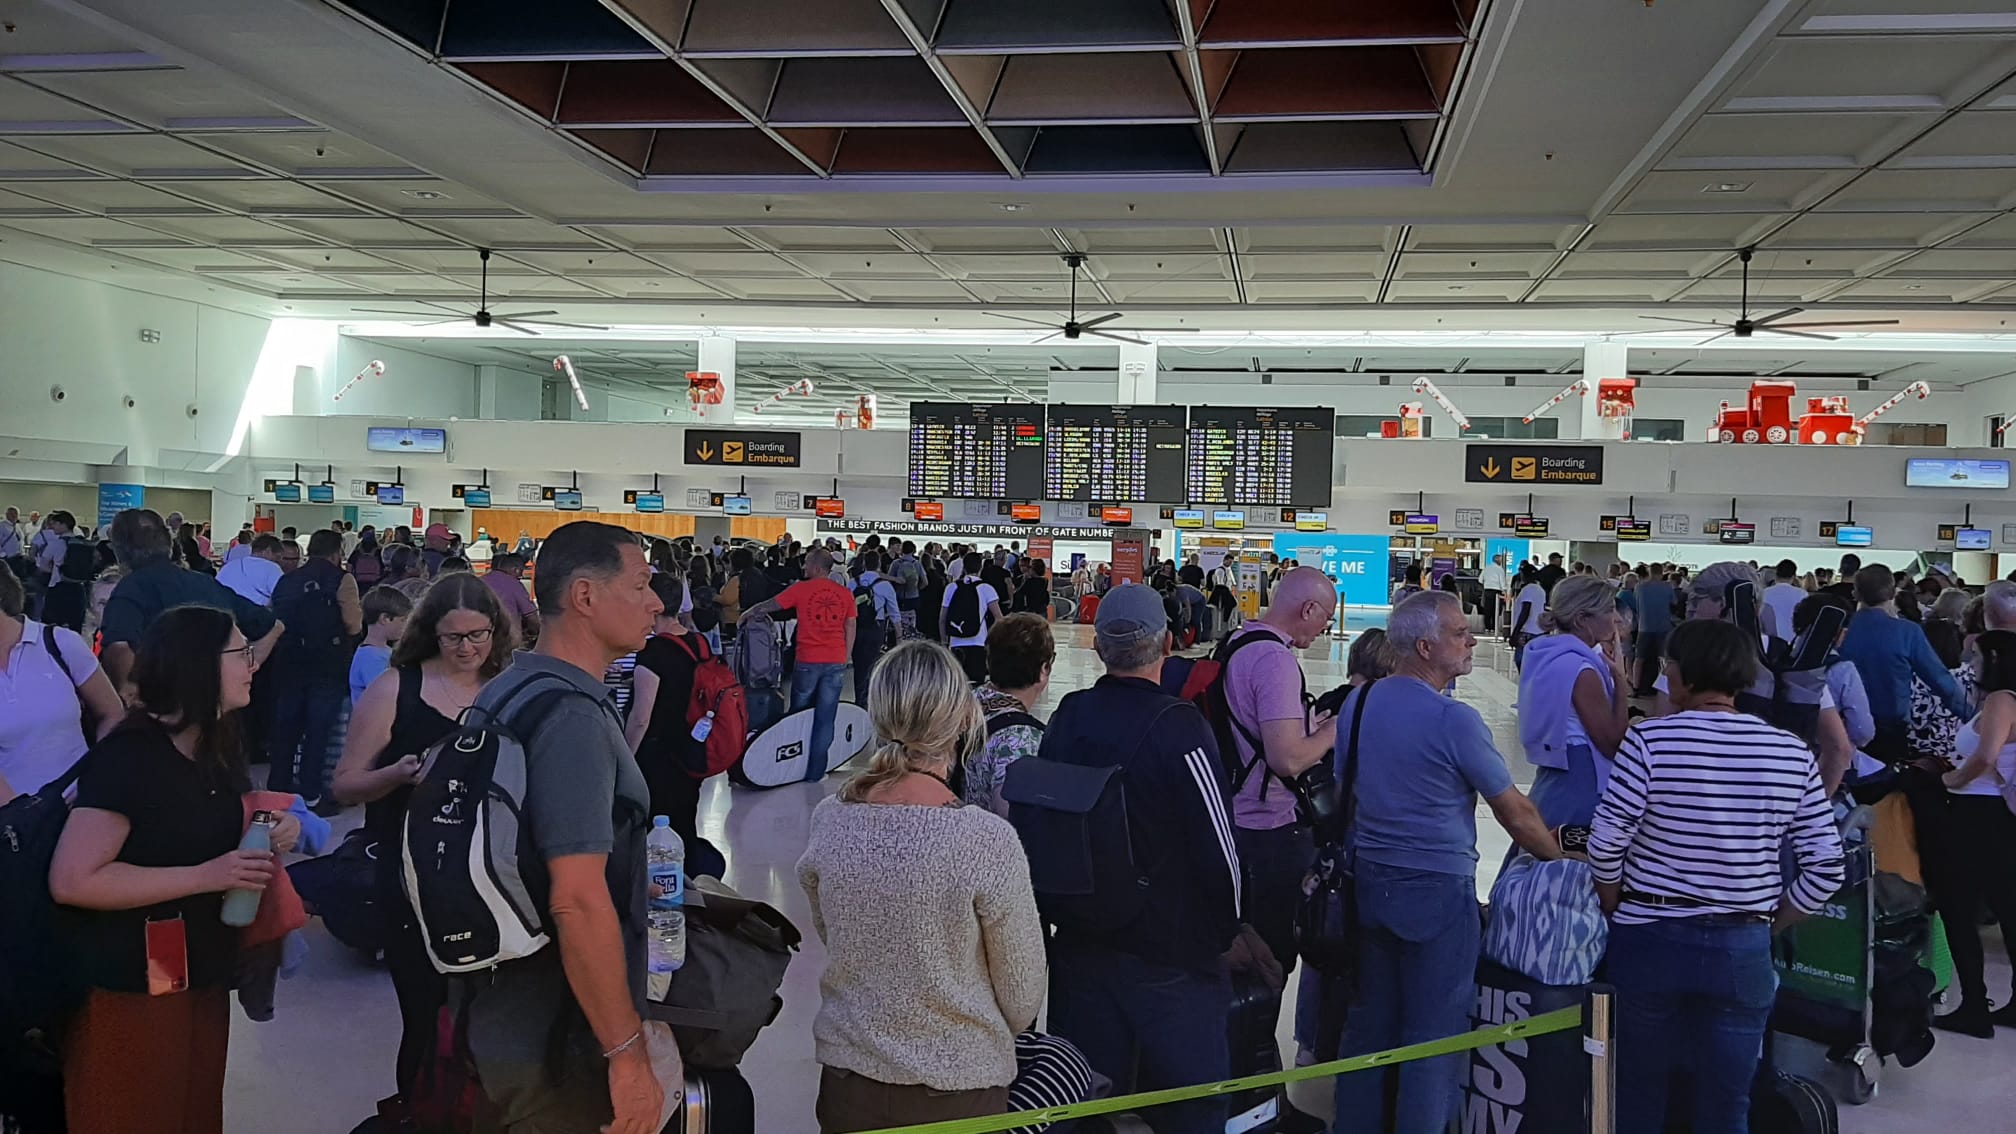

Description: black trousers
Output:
[1481,588,1501,633]
[1634,631,1667,694]
[1233,821,1315,981]
[1920,790,2016,1008]
[953,644,987,685]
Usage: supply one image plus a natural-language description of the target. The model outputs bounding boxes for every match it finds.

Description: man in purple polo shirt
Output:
[1219,567,1340,1040]
[482,551,541,645]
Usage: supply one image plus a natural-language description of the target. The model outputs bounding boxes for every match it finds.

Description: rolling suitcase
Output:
[674,1067,756,1134]
[1750,1069,1838,1134]
[1224,977,1283,1134]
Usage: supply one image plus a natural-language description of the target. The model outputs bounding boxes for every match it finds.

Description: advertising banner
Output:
[1271,533,1391,607]
[96,483,146,529]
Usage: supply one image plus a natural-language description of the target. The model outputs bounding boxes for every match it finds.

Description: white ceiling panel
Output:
[1613,169,1855,214]
[1581,213,1785,251]
[1394,250,1560,279]
[1882,248,2016,276]
[1817,167,2016,211]
[1239,253,1384,280]
[1385,279,1531,302]
[897,228,1065,253]
[740,227,907,251]
[1244,280,1379,303]
[4,214,192,245]
[1240,225,1400,253]
[1765,210,1991,246]
[1946,213,2016,247]
[150,216,328,244]
[1728,37,2012,105]
[25,68,289,128]
[1887,111,2016,166]
[1663,112,1932,166]
[0,178,217,211]
[783,251,943,278]
[4,132,258,176]
[1527,279,1690,303]
[207,131,421,175]
[1831,277,2006,302]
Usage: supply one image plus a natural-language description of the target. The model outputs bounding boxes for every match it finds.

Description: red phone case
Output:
[145,916,189,997]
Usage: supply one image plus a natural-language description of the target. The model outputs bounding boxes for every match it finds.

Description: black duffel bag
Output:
[1294,679,1376,973]
[649,885,801,1069]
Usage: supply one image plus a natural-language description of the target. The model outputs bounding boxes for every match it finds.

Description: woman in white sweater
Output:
[798,639,1047,1134]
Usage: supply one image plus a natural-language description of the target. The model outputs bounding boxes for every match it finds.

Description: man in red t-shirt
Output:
[737,547,856,777]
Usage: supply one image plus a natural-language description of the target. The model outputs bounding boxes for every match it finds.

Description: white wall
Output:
[319,338,483,419]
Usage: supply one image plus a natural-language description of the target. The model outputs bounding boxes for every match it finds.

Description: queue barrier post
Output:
[1587,984,1617,1134]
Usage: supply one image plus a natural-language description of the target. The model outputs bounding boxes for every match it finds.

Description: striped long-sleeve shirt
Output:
[1589,710,1845,925]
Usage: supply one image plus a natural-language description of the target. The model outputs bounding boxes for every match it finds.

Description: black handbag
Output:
[1294,679,1374,973]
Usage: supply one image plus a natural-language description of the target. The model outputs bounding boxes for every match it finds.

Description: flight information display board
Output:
[1185,406,1335,507]
[907,402,1045,499]
[1044,404,1188,502]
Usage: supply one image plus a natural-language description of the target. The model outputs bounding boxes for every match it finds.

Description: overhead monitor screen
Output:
[1212,510,1246,530]
[307,484,335,504]
[1718,522,1756,545]
[1100,506,1134,525]
[722,495,753,516]
[912,501,944,521]
[1956,527,1992,551]
[1294,511,1328,532]
[1834,525,1872,547]
[1403,513,1439,535]
[1044,405,1188,503]
[633,493,665,513]
[366,427,446,454]
[1010,503,1042,522]
[461,488,492,508]
[375,485,405,505]
[1906,458,2009,490]
[907,402,1045,500]
[272,484,302,503]
[552,490,583,511]
[1185,406,1335,507]
[1172,508,1206,530]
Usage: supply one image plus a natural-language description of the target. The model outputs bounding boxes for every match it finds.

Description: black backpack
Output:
[852,581,884,652]
[1002,699,1181,937]
[1723,577,1848,746]
[0,756,87,1083]
[945,579,984,639]
[274,567,351,675]
[58,537,96,583]
[1197,629,1307,799]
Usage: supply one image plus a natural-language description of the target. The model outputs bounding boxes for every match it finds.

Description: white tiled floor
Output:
[231,626,2012,1133]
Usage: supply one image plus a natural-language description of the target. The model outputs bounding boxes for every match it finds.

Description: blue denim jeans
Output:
[1333,861,1479,1133]
[789,661,848,780]
[1610,917,1776,1134]
[266,676,347,801]
[1047,941,1230,1134]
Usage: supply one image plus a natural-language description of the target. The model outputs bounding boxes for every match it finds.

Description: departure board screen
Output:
[907,402,1045,499]
[1044,404,1188,502]
[1185,406,1336,507]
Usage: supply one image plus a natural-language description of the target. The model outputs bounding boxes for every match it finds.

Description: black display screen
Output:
[1185,406,1335,507]
[906,402,1045,500]
[1044,404,1188,502]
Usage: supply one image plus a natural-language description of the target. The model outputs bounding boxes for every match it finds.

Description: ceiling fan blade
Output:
[1031,332,1062,345]
[982,312,1062,329]
[1105,325,1200,333]
[1636,315,1729,328]
[513,318,612,331]
[1607,327,1726,338]
[349,307,455,318]
[1766,319,1901,330]
[495,309,560,320]
[1755,326,1835,341]
[1076,312,1124,330]
[1749,307,1806,325]
[1086,329,1149,346]
[1699,330,1734,344]
[493,319,544,336]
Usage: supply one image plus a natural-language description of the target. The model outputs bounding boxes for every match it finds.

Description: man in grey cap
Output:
[1026,581,1244,1134]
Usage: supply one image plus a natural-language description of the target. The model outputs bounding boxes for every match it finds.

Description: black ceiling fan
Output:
[351,248,609,335]
[1632,247,1900,341]
[983,252,1197,345]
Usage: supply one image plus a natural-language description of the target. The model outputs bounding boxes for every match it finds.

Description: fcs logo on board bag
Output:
[776,740,804,764]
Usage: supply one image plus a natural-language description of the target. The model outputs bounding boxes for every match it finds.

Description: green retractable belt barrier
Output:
[854,1005,1585,1134]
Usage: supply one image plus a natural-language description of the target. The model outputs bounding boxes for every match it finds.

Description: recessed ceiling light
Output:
[1901,283,1923,291]
[1700,181,1751,194]
[403,189,450,200]
[1447,284,1466,291]
[996,203,1025,212]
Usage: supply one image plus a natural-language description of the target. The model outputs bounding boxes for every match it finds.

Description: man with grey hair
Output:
[97,508,282,690]
[1982,579,2016,630]
[1030,582,1244,1134]
[1333,591,1559,1131]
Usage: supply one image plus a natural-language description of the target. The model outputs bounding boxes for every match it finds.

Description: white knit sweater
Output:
[797,795,1047,1091]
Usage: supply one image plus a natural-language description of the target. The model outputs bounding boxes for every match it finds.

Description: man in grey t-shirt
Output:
[469,522,667,1134]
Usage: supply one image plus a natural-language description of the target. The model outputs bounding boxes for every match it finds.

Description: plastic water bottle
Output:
[220,810,275,927]
[690,710,715,744]
[646,816,685,974]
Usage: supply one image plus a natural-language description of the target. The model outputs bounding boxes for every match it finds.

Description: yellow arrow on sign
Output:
[696,441,715,461]
[1480,457,1501,478]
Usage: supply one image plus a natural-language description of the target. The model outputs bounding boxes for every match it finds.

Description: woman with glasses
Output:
[49,605,301,1134]
[331,573,509,1107]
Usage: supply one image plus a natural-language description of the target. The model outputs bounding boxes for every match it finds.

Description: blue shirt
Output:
[350,643,392,705]
[1837,608,1965,728]
[1339,676,1515,877]
[1635,580,1675,634]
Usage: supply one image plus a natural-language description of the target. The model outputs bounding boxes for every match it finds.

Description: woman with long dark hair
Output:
[330,572,509,1098]
[175,522,213,576]
[50,605,301,1134]
[1929,629,2016,1035]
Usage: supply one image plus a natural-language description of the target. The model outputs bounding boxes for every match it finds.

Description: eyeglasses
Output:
[438,628,495,648]
[219,644,257,666]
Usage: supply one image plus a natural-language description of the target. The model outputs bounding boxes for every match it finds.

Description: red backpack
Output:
[670,635,749,779]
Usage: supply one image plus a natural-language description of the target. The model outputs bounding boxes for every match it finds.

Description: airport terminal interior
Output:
[3,0,2016,1131]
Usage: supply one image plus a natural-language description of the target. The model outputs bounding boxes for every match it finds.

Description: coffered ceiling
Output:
[0,0,2010,326]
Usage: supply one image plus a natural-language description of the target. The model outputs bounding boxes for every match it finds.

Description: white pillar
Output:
[1116,341,1158,403]
[477,365,503,418]
[1580,341,1628,440]
[694,336,736,424]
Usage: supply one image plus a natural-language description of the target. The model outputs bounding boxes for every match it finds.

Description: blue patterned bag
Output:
[1482,852,1606,986]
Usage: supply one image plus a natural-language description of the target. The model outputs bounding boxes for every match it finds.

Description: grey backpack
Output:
[733,611,784,691]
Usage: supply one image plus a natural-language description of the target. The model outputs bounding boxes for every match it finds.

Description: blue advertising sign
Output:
[96,483,145,529]
[1271,532,1391,607]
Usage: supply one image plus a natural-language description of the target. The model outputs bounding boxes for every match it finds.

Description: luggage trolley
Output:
[1770,838,1881,1104]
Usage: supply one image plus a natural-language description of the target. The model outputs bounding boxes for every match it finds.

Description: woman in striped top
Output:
[1589,618,1846,1134]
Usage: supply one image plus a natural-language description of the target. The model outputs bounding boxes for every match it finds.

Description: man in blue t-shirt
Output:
[1632,564,1676,695]
[1333,591,1560,1133]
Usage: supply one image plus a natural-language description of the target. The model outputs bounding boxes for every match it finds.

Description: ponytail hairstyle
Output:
[839,639,985,803]
[1539,574,1616,635]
